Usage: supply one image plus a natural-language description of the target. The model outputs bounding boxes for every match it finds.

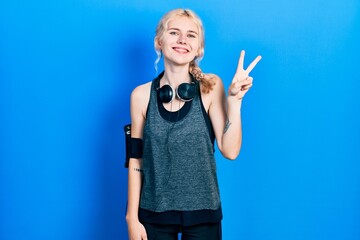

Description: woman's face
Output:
[158,16,200,66]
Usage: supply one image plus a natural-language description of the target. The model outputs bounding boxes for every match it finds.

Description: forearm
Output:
[126,158,143,222]
[221,97,243,159]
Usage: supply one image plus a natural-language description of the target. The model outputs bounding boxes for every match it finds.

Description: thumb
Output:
[229,82,242,96]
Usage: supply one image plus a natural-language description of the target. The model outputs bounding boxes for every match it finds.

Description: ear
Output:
[197,48,204,59]
[154,37,161,51]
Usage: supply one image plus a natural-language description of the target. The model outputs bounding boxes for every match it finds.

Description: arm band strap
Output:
[124,124,143,168]
[130,138,143,158]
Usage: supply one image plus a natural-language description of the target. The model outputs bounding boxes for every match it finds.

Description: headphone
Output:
[157,82,196,103]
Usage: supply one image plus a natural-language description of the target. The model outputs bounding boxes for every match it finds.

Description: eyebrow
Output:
[168,27,199,35]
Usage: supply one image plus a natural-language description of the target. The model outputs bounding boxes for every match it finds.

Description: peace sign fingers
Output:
[235,50,262,77]
[229,50,262,99]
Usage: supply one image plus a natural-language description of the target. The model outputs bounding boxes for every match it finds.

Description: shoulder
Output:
[200,74,225,111]
[200,73,224,96]
[131,81,152,100]
[206,73,221,81]
[131,81,152,117]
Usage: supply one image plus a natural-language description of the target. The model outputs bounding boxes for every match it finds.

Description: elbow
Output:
[222,148,241,160]
[224,153,238,161]
[220,139,242,160]
[219,139,242,160]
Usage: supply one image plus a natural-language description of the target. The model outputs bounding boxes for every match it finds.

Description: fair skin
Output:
[126,16,261,240]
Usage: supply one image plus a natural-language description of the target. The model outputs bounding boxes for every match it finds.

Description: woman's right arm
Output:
[126,83,151,240]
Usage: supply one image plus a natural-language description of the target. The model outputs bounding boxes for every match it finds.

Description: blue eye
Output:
[169,31,178,35]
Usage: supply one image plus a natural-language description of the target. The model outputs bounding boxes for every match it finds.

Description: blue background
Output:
[1,0,359,239]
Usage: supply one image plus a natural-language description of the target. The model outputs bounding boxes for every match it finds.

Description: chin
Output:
[173,55,196,65]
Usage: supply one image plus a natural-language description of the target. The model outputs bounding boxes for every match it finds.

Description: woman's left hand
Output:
[228,50,262,100]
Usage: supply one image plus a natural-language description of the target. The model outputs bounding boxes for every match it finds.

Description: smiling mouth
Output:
[173,47,189,54]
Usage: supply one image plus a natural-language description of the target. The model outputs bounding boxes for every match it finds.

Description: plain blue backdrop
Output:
[1,0,359,239]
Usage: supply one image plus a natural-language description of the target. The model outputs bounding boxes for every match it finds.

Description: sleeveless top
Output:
[140,73,221,213]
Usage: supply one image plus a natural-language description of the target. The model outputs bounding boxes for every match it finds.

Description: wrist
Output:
[126,213,139,223]
[227,96,242,109]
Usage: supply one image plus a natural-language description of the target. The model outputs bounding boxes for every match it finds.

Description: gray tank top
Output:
[140,76,221,212]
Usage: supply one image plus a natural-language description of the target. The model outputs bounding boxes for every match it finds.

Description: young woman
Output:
[126,8,261,240]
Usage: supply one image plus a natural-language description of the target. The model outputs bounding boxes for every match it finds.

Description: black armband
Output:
[124,124,143,168]
[130,138,143,158]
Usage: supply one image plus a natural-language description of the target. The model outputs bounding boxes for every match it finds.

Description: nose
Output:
[177,34,187,44]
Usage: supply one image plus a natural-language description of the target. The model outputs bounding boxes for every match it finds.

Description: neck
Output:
[162,62,191,87]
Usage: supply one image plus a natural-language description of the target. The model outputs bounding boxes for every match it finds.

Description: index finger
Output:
[245,55,262,74]
[236,50,245,74]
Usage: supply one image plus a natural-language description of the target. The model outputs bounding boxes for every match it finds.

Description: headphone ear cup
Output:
[157,84,174,103]
[177,83,195,102]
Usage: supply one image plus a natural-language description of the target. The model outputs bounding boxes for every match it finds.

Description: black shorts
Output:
[142,222,222,240]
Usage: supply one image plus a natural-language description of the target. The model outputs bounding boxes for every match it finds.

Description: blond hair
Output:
[154,9,216,93]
